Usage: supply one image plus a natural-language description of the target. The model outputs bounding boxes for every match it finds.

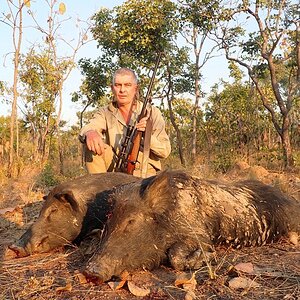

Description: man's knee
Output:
[83,144,113,174]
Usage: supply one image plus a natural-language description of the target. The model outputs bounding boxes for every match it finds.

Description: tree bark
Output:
[166,64,185,166]
[8,0,23,177]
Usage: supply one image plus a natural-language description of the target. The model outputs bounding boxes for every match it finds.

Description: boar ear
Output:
[54,191,79,212]
[142,170,172,213]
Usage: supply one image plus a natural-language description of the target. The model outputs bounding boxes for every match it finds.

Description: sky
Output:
[0,0,229,128]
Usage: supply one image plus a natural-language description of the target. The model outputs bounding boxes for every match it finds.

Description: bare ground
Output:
[0,164,299,300]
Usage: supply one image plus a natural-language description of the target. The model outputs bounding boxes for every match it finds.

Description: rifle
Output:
[114,53,162,175]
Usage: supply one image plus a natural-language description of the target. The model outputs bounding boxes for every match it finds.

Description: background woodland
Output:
[0,0,299,187]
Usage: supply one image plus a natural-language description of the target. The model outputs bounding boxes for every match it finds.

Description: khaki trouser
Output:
[84,144,114,174]
[83,144,157,178]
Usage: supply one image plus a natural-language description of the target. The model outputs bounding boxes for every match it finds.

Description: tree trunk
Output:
[8,0,23,177]
[167,98,185,166]
[281,116,294,168]
[166,65,185,166]
[191,27,201,165]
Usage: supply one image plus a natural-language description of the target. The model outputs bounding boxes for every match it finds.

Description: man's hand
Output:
[85,130,105,156]
[135,116,149,132]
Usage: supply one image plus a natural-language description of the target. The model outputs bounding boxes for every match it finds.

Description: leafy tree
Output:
[71,56,114,128]
[0,116,10,161]
[177,0,222,164]
[19,50,61,159]
[91,0,178,64]
[27,0,91,173]
[162,47,195,166]
[205,80,271,171]
[218,0,299,168]
[1,0,27,176]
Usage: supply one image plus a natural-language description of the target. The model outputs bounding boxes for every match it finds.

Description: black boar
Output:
[85,170,300,282]
[9,172,140,257]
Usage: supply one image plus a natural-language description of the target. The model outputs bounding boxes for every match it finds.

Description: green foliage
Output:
[211,152,234,173]
[20,50,59,124]
[18,49,73,158]
[72,56,114,108]
[2,0,299,175]
[228,61,244,82]
[241,32,262,57]
[218,0,299,167]
[35,164,61,188]
[0,116,10,142]
[91,0,179,64]
[204,80,270,160]
[165,46,195,94]
[0,81,5,94]
[179,0,221,31]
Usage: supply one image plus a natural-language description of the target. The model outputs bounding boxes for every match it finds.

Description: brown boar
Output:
[9,172,140,257]
[84,170,300,282]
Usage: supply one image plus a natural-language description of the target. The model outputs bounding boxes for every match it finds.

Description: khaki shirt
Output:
[80,101,171,177]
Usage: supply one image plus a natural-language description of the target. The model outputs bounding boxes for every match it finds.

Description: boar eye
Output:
[46,207,58,220]
[128,219,135,225]
[36,236,49,249]
[50,207,58,214]
[125,219,136,228]
[122,218,137,233]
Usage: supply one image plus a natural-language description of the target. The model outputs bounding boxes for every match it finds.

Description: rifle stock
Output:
[115,53,162,175]
[126,131,143,174]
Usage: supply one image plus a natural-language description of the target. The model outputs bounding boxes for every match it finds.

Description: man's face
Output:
[112,74,138,108]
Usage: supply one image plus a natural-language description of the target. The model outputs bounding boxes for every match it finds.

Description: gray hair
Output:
[112,68,138,85]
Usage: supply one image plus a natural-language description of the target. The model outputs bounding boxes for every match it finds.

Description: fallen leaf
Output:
[175,272,197,288]
[234,262,255,274]
[56,282,72,292]
[0,206,24,226]
[288,231,298,246]
[175,272,197,299]
[120,270,131,281]
[108,279,127,290]
[185,290,197,300]
[127,280,151,297]
[228,277,260,290]
[74,270,87,284]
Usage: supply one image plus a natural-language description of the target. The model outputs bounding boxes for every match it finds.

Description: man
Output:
[79,67,171,178]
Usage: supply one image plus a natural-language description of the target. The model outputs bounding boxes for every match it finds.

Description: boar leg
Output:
[168,241,214,270]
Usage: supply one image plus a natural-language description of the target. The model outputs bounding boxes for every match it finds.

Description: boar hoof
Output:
[168,243,214,270]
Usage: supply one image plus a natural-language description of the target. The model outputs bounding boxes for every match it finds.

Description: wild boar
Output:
[84,170,300,282]
[9,172,140,257]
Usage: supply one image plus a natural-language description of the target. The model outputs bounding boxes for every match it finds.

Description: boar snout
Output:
[8,243,29,258]
[84,259,118,283]
[83,264,107,284]
[9,228,34,257]
[9,227,51,257]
